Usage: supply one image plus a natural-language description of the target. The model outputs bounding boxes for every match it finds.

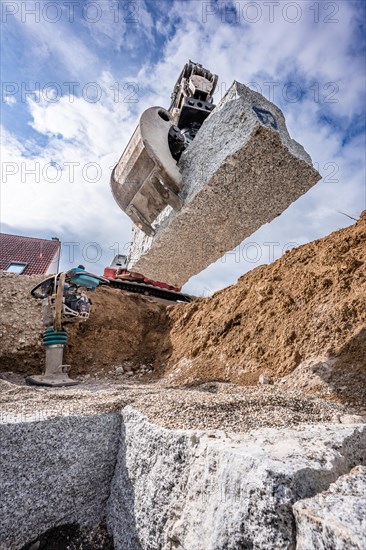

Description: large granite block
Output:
[293,465,366,549]
[107,408,366,550]
[0,413,121,549]
[129,81,321,287]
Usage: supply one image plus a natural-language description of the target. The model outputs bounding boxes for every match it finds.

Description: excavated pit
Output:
[1,213,365,409]
[0,275,169,377]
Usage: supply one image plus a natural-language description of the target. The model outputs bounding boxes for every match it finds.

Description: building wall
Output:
[46,248,60,275]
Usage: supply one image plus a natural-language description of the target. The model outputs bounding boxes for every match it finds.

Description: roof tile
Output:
[0,233,60,275]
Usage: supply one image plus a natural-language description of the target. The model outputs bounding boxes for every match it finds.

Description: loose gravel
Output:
[1,378,361,433]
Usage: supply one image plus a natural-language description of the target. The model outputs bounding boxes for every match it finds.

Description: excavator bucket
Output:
[110,61,218,236]
[111,107,183,236]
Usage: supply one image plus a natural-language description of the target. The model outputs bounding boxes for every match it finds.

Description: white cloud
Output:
[8,2,98,78]
[1,71,138,272]
[3,96,17,106]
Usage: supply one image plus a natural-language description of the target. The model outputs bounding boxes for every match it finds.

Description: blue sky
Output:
[1,0,365,295]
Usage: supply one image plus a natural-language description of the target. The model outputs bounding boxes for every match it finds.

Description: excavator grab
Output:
[107,61,218,301]
[110,60,218,237]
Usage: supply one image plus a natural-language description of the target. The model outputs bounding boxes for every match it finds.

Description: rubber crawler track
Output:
[108,279,193,303]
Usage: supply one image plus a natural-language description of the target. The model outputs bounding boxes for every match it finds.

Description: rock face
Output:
[0,412,121,550]
[107,408,365,550]
[107,408,191,550]
[129,81,320,287]
[293,465,366,550]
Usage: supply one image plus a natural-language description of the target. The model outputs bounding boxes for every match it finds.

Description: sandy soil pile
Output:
[160,213,366,407]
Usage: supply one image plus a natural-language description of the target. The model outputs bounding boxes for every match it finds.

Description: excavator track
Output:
[108,279,193,303]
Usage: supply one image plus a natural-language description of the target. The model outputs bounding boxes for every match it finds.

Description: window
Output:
[5,262,28,274]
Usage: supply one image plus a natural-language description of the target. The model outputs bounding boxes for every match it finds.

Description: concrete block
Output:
[129,81,321,288]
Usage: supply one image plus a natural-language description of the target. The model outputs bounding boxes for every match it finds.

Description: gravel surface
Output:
[1,378,362,433]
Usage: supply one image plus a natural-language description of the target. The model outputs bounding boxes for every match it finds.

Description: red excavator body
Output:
[103,265,181,293]
[103,255,191,302]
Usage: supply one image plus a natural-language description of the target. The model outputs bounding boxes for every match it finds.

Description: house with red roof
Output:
[0,233,61,275]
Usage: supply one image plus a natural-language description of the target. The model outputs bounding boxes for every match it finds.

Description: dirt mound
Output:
[160,213,366,407]
[0,272,44,373]
[0,273,169,377]
[65,287,169,376]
